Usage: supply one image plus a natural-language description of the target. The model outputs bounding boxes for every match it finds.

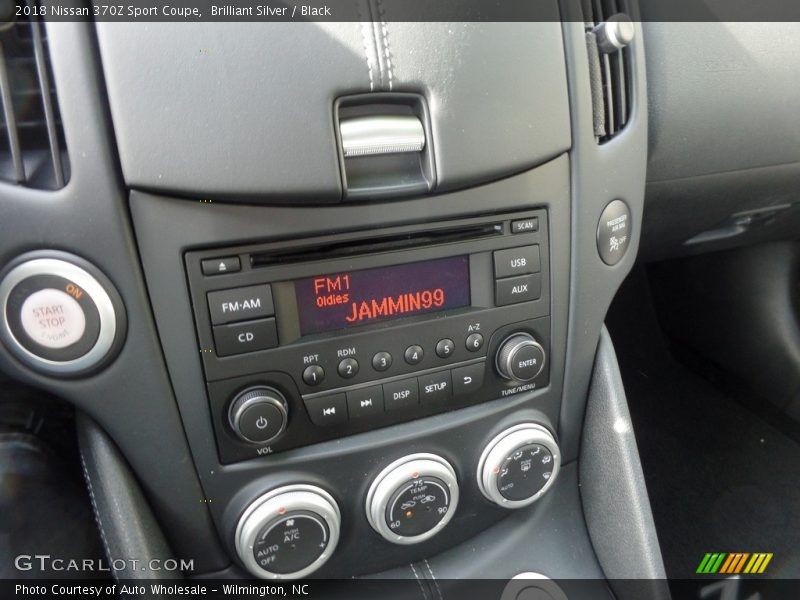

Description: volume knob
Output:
[228,387,288,445]
[496,334,546,382]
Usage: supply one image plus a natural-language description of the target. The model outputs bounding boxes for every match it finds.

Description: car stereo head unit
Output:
[186,209,551,463]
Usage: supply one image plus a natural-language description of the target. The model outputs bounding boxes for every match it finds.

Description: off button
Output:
[20,288,87,349]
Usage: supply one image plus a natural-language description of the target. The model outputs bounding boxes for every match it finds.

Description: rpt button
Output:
[207,284,274,325]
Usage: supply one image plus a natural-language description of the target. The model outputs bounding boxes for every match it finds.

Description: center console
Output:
[186,210,551,464]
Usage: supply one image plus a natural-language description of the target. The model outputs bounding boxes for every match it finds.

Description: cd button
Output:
[404,345,424,365]
[304,394,347,427]
[338,357,359,379]
[212,318,278,357]
[383,378,419,411]
[346,386,385,419]
[435,338,455,359]
[419,371,452,403]
[372,351,392,372]
[302,365,325,386]
[452,363,485,396]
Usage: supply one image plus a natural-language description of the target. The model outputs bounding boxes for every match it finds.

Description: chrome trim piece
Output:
[340,115,425,157]
[477,423,561,509]
[365,452,459,545]
[235,484,341,580]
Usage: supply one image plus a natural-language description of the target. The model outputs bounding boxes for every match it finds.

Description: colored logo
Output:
[697,553,773,575]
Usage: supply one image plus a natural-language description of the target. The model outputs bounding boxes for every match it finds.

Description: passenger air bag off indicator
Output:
[597,199,631,265]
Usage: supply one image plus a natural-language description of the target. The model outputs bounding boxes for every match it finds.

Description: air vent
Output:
[0,13,69,189]
[583,0,633,143]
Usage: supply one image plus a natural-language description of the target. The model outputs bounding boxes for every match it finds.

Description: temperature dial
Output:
[496,333,546,382]
[366,453,459,545]
[477,424,561,508]
[235,484,340,579]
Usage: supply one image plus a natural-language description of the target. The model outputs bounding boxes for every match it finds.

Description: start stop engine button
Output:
[0,253,124,375]
[19,288,87,349]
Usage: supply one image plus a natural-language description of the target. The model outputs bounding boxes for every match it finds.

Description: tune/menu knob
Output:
[477,423,561,508]
[235,484,341,579]
[495,333,546,382]
[228,387,288,445]
[366,453,459,545]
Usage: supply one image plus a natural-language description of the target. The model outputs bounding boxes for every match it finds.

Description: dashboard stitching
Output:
[376,0,393,91]
[356,9,375,91]
[79,449,117,582]
[423,559,443,600]
[409,563,430,600]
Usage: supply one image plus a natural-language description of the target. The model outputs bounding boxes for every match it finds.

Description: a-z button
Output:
[494,246,541,278]
[207,285,274,325]
[383,378,419,411]
[304,394,348,426]
[495,274,542,306]
[419,371,452,403]
[212,318,278,357]
[347,386,385,419]
[452,363,485,396]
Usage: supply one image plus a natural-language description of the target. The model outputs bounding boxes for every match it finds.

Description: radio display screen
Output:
[293,256,470,336]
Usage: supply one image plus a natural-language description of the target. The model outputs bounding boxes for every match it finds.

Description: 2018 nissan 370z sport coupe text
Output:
[0,1,799,599]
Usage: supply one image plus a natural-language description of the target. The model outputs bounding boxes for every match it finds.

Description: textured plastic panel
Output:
[643,22,800,183]
[96,21,570,202]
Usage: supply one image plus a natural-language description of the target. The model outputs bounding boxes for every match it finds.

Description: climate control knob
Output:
[235,484,340,579]
[228,387,288,445]
[366,453,459,545]
[477,424,561,508]
[496,333,545,382]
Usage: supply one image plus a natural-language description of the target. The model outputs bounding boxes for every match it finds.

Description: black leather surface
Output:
[76,413,183,580]
[579,326,670,598]
[96,18,570,201]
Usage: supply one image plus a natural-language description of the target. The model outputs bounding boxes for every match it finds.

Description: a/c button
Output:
[212,318,278,357]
